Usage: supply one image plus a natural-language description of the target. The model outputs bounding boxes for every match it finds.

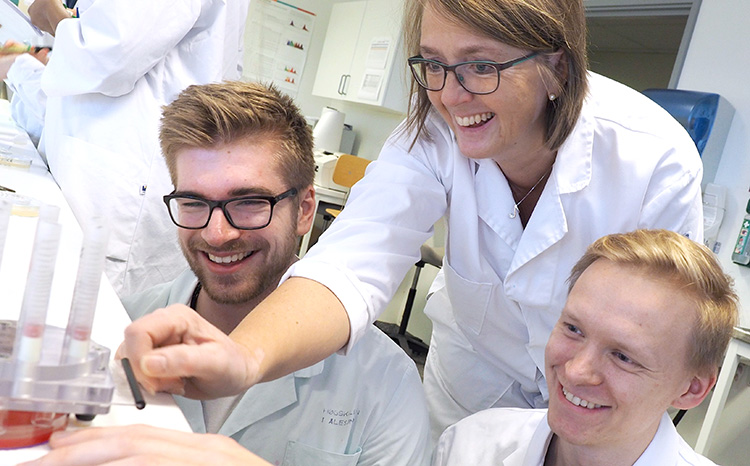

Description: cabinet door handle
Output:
[342,74,351,95]
[337,75,346,95]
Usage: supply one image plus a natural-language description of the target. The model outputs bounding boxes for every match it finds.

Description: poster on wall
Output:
[243,0,316,98]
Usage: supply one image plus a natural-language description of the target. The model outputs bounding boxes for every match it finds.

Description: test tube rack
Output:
[0,320,114,416]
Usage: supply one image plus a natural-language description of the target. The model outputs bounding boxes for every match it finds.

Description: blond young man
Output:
[433,229,737,466]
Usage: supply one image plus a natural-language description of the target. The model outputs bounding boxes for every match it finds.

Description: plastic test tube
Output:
[38,203,60,223]
[61,222,109,365]
[12,217,62,365]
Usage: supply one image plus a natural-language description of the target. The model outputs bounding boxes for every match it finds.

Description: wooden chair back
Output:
[332,154,371,189]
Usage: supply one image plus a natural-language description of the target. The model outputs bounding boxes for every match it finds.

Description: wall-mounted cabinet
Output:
[311,0,408,114]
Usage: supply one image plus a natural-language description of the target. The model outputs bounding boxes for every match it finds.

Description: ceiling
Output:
[585,13,692,90]
[587,15,689,54]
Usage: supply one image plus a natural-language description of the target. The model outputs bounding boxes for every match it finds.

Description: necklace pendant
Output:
[506,165,553,221]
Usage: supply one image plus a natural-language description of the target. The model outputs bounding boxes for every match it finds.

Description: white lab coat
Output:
[432,408,718,465]
[290,73,703,432]
[5,0,249,296]
[123,270,432,466]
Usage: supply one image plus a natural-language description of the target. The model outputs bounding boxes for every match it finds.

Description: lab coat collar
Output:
[174,359,326,438]
[632,412,680,466]
[474,158,523,249]
[508,169,567,276]
[172,270,327,438]
[219,359,326,438]
[520,412,678,466]
[472,157,568,278]
[553,91,595,195]
[503,97,596,276]
[528,412,679,466]
[522,413,554,466]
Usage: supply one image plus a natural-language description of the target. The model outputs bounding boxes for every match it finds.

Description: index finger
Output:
[116,305,202,394]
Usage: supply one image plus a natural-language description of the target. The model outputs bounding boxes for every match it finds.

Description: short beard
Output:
[181,220,299,306]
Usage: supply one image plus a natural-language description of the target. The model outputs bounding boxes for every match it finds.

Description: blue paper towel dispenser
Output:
[642,88,734,189]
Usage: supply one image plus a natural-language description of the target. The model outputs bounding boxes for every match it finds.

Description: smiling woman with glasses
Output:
[282,0,703,444]
[163,188,298,230]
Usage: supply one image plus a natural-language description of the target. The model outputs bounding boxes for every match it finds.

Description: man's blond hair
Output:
[159,81,314,191]
[568,229,738,375]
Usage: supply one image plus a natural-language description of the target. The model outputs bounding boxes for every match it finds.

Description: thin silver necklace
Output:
[509,166,552,219]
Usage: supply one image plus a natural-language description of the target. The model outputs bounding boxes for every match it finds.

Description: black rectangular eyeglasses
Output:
[407,52,539,95]
[163,188,298,230]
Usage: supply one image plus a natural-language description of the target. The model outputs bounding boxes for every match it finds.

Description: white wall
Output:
[678,0,750,327]
[675,1,750,463]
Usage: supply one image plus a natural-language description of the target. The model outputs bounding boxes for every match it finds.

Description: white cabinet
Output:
[312,0,409,114]
[311,2,365,101]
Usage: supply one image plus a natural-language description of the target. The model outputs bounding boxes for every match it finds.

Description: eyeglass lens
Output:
[168,197,272,229]
[410,61,500,94]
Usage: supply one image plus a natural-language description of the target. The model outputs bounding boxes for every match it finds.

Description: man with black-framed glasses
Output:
[103,81,431,466]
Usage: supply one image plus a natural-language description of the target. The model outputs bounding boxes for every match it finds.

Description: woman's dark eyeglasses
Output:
[407,52,538,95]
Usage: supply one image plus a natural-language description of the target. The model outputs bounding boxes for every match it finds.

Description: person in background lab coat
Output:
[22,81,430,466]
[2,0,249,297]
[433,229,737,466]
[102,0,703,447]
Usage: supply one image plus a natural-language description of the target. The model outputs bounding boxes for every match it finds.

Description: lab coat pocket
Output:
[282,441,362,466]
[443,260,493,336]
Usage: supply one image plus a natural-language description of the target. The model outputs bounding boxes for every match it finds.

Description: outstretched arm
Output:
[118,277,349,398]
[232,276,350,382]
